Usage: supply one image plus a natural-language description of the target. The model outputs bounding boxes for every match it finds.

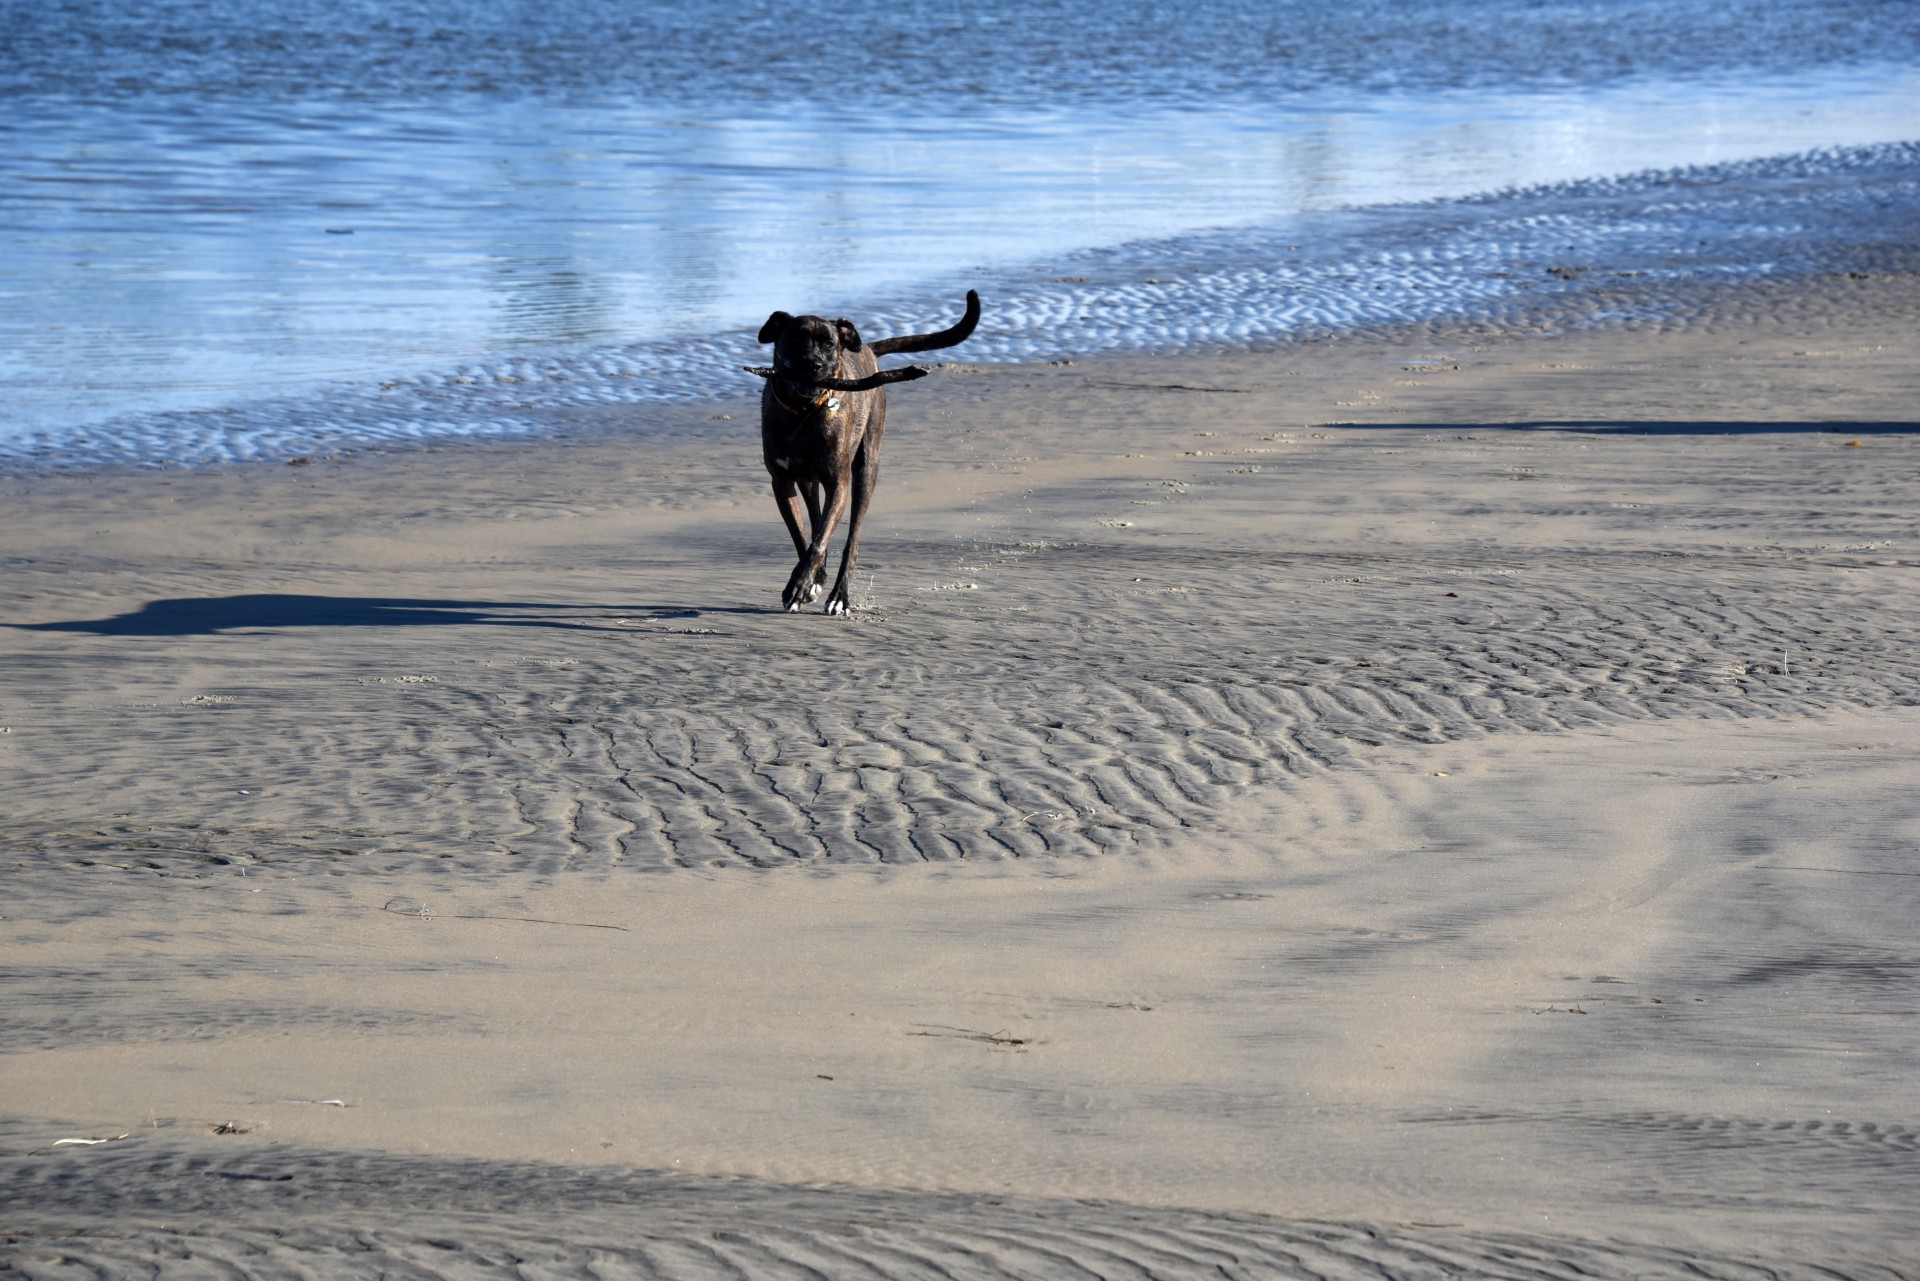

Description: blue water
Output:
[4,0,1919,468]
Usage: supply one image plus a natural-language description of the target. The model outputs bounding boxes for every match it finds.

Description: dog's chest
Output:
[762,393,874,476]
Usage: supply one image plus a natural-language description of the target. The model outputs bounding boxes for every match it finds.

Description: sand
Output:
[2,269,1917,1278]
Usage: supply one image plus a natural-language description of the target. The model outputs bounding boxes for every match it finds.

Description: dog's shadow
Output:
[9,593,745,637]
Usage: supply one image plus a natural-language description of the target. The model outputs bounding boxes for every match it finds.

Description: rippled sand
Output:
[2,268,1916,1277]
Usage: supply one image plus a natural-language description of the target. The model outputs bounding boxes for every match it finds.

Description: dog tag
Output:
[827,397,840,410]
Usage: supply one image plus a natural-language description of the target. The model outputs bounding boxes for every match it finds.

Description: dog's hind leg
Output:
[771,477,810,559]
[824,443,880,616]
[784,476,850,612]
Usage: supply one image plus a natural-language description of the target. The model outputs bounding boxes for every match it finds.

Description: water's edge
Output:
[8,141,1915,474]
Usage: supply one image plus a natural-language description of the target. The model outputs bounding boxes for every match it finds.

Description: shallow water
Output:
[3,0,1918,466]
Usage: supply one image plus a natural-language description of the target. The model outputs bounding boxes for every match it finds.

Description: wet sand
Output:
[2,269,1918,1278]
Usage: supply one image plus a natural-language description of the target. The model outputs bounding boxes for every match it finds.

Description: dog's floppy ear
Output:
[835,318,863,352]
[757,311,793,343]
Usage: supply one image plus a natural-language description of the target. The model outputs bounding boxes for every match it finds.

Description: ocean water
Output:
[3,0,1918,468]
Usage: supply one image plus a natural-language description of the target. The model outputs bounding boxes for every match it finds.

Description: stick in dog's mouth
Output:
[742,364,930,393]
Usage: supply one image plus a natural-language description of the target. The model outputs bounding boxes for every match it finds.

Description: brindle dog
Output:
[753,290,980,614]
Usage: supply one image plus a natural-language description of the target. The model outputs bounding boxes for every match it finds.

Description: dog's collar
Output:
[770,377,838,417]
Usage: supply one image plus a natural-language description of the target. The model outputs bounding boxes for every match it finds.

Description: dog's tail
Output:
[868,290,981,357]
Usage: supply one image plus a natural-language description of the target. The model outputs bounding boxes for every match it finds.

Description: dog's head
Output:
[758,311,862,382]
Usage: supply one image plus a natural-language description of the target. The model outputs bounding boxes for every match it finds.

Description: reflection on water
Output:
[6,64,1917,445]
[5,139,1913,470]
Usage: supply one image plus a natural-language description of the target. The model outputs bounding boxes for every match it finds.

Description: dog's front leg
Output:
[800,482,828,598]
[783,476,850,612]
[823,442,879,616]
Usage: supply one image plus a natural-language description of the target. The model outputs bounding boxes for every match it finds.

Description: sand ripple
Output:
[6,555,1918,875]
[2,1130,1903,1281]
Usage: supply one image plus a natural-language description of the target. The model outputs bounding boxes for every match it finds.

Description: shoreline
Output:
[3,265,1917,1275]
[8,138,1918,473]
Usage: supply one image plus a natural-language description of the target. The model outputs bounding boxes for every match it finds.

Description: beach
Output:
[3,265,1917,1276]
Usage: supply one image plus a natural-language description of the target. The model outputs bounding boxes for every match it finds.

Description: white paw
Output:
[825,598,848,616]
